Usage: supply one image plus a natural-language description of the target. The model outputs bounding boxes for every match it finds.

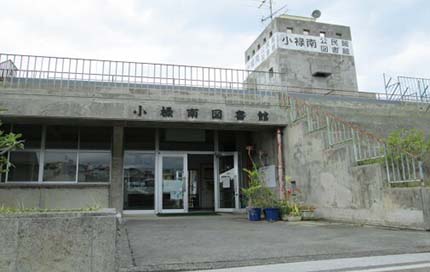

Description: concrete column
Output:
[276,128,285,200]
[421,187,430,231]
[110,126,124,213]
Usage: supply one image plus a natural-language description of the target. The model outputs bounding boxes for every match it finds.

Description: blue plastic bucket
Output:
[264,208,280,222]
[248,208,262,221]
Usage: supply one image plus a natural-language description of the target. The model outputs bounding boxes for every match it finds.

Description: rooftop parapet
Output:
[0,53,288,107]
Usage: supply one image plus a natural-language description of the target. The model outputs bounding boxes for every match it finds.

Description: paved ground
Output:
[200,253,430,272]
[119,214,430,272]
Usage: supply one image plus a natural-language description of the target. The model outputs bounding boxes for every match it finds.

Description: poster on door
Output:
[221,176,231,189]
[163,179,183,193]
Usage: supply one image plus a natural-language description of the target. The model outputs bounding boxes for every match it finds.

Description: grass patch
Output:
[0,205,101,214]
[357,157,384,166]
[389,179,430,188]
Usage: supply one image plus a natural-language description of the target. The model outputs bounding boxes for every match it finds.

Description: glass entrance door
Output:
[158,153,188,213]
[215,152,239,212]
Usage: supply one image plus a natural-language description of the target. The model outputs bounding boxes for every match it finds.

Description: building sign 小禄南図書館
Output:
[133,105,271,123]
[246,32,354,70]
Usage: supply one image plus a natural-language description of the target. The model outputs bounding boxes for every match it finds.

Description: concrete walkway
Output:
[198,253,430,272]
[119,214,430,272]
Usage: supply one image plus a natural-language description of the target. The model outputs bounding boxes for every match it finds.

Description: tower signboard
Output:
[246,32,354,70]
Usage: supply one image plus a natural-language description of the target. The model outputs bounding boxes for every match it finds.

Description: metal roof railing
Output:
[383,74,430,103]
[0,53,289,106]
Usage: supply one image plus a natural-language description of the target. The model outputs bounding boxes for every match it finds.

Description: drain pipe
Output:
[276,128,285,200]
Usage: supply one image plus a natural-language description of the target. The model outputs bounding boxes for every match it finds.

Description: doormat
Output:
[157,212,219,217]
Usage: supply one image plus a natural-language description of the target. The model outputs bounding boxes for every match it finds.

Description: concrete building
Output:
[0,14,429,229]
[0,55,288,215]
[245,14,359,93]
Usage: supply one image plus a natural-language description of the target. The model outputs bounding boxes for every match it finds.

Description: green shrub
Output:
[278,200,290,216]
[0,119,24,174]
[242,164,277,208]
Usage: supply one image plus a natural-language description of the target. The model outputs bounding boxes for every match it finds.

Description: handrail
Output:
[287,95,425,183]
[289,95,418,158]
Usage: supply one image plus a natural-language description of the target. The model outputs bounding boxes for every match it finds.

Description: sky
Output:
[1,0,429,92]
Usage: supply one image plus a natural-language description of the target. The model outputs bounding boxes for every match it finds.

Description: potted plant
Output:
[260,187,280,222]
[243,164,281,222]
[287,202,302,222]
[242,167,263,221]
[300,204,316,220]
[278,200,290,221]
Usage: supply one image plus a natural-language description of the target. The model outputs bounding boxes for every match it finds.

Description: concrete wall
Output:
[0,85,288,127]
[284,118,430,230]
[0,185,109,209]
[0,209,118,272]
[258,50,359,92]
[291,92,430,137]
[251,129,278,167]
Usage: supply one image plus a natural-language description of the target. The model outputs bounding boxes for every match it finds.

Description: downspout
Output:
[276,128,285,200]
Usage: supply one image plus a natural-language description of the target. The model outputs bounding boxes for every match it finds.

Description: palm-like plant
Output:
[0,115,24,174]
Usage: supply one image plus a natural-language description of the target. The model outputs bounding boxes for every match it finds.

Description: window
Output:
[44,126,79,182]
[7,151,40,182]
[14,124,42,149]
[269,31,273,37]
[336,33,342,38]
[78,152,111,182]
[263,38,267,44]
[46,126,78,149]
[124,153,156,210]
[257,44,261,50]
[286,27,293,34]
[43,151,77,182]
[3,124,112,183]
[124,128,155,150]
[269,67,274,78]
[80,126,112,150]
[303,29,310,35]
[78,126,112,183]
[218,131,236,152]
[320,31,326,38]
[247,55,250,61]
[160,129,214,151]
[0,124,11,182]
[252,50,255,56]
[7,125,42,182]
[312,71,332,78]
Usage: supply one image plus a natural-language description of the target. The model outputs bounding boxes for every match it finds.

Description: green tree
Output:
[386,129,430,181]
[386,129,430,160]
[0,115,24,174]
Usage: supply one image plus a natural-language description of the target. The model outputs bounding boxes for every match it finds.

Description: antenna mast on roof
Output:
[260,1,287,23]
[259,0,273,22]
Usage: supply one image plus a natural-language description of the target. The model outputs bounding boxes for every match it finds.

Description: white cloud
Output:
[385,33,430,76]
[0,0,429,92]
